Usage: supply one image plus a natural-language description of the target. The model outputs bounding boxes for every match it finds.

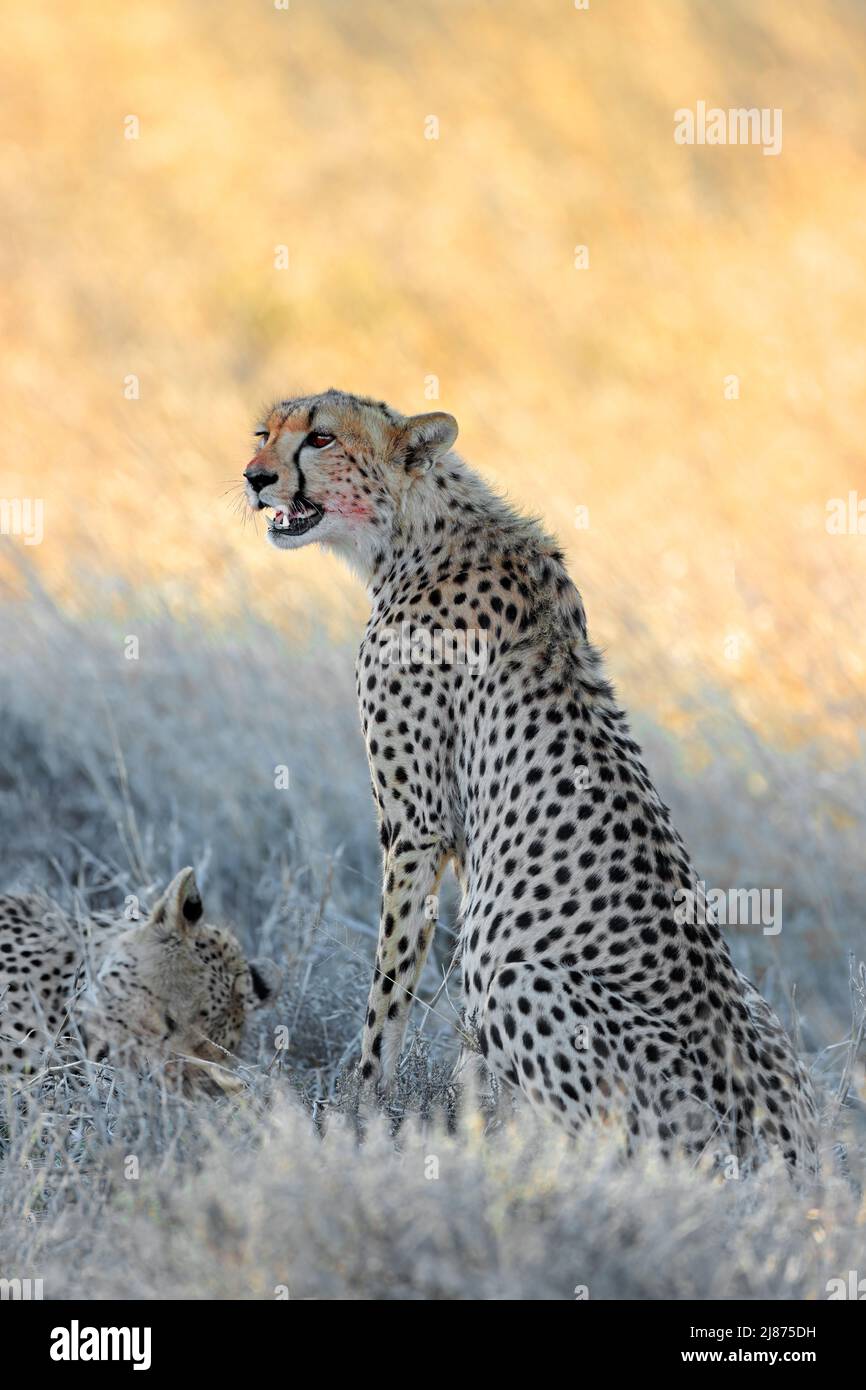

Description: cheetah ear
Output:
[247,957,282,1009]
[395,412,458,475]
[148,867,203,937]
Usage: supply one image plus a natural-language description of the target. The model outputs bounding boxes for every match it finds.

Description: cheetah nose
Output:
[244,465,279,495]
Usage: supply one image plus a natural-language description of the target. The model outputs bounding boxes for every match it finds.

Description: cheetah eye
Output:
[253,430,269,449]
[307,432,335,450]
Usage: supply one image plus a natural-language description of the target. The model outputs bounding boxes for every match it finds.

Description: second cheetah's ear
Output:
[148,867,203,938]
[247,958,282,1009]
[395,412,458,474]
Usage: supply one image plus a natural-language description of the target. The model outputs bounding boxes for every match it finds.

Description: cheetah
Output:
[0,867,281,1089]
[243,389,819,1169]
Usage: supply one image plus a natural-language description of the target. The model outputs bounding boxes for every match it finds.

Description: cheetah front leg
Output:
[359,839,450,1090]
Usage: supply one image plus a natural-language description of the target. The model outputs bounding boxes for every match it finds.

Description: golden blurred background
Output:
[2,0,864,744]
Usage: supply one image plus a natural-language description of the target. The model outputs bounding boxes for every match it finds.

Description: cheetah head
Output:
[242,389,458,573]
[80,867,281,1088]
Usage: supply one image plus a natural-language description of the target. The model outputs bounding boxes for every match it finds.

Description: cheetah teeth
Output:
[273,506,316,523]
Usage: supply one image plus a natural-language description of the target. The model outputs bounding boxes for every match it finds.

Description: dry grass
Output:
[0,595,863,1299]
[3,1081,864,1302]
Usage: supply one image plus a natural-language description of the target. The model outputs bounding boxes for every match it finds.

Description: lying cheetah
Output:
[0,867,280,1089]
[243,389,818,1169]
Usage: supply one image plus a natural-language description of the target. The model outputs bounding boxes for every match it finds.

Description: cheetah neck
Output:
[367,453,554,595]
[358,451,618,706]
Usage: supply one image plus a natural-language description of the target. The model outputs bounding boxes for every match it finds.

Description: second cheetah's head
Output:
[242,389,458,575]
[80,867,281,1089]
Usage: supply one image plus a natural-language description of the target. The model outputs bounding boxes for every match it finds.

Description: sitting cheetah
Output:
[0,867,280,1089]
[243,389,818,1169]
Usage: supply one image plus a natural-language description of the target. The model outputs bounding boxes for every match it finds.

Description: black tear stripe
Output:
[291,435,308,497]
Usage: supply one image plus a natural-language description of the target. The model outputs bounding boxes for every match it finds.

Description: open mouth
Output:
[265,495,324,538]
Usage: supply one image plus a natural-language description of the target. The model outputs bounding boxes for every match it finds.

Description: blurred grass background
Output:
[2,0,865,746]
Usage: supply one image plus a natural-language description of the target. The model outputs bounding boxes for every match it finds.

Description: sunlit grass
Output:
[1,0,864,746]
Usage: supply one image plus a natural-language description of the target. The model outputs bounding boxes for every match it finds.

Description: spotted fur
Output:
[244,390,818,1168]
[0,868,280,1088]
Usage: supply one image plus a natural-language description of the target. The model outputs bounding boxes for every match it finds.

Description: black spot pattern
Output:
[0,892,273,1084]
[247,389,818,1171]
